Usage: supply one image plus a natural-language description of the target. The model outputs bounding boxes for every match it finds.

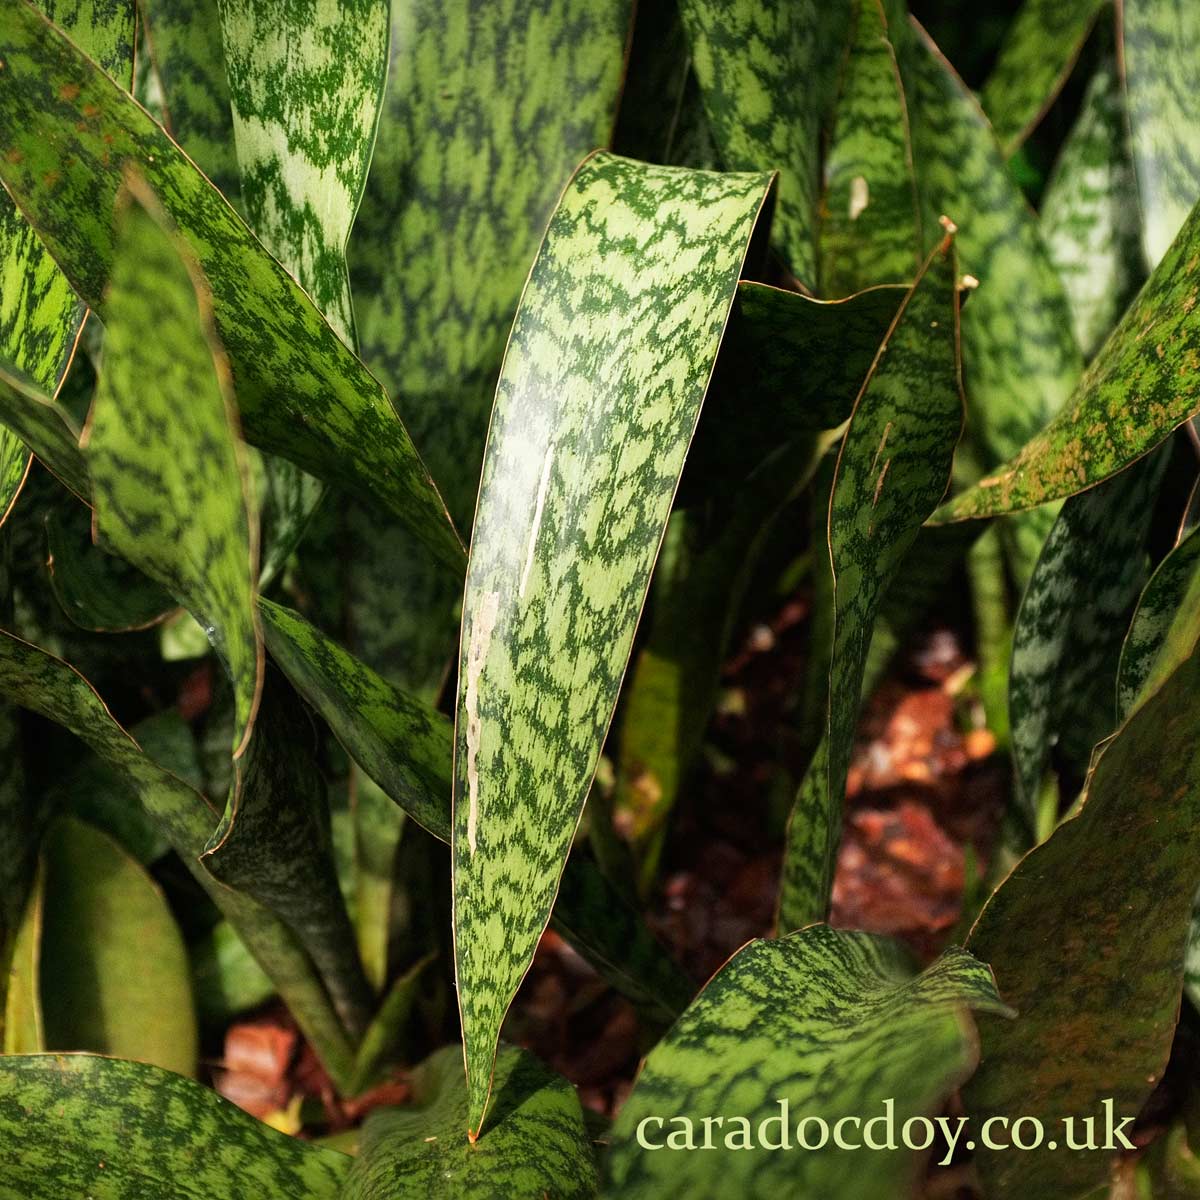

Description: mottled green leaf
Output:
[217,0,385,344]
[84,181,262,755]
[0,431,29,529]
[0,363,88,502]
[778,234,963,931]
[1118,521,1200,718]
[259,598,693,1024]
[190,919,275,1025]
[0,629,356,1087]
[606,925,1010,1199]
[677,0,848,286]
[44,506,174,633]
[40,816,196,1076]
[2,865,43,1055]
[819,0,922,296]
[1040,58,1145,360]
[980,0,1107,155]
[453,153,771,1134]
[138,0,241,204]
[964,566,1200,1198]
[935,187,1200,522]
[687,281,905,495]
[343,1044,598,1199]
[0,0,462,566]
[1122,0,1200,268]
[1009,449,1167,826]
[0,1054,351,1199]
[898,18,1082,473]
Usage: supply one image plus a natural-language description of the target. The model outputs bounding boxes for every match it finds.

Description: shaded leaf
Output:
[980,0,1107,155]
[40,816,197,1076]
[778,233,963,930]
[453,152,771,1134]
[346,953,433,1096]
[343,1044,598,1200]
[191,920,276,1026]
[0,1054,351,1199]
[964,563,1200,1198]
[1040,57,1145,360]
[259,598,694,1025]
[0,363,89,502]
[934,186,1200,522]
[354,771,406,994]
[44,506,174,633]
[1122,0,1200,268]
[819,0,922,296]
[1009,448,1167,826]
[676,0,849,285]
[2,865,43,1054]
[138,0,241,204]
[0,0,462,566]
[0,431,29,530]
[605,925,1010,1199]
[1118,521,1200,718]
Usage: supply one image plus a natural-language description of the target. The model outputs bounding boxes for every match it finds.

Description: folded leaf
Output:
[454,152,772,1135]
[1009,448,1167,825]
[819,0,922,295]
[605,925,1010,1199]
[979,0,1107,155]
[1122,0,1200,267]
[0,0,462,567]
[934,188,1200,522]
[259,597,694,1023]
[778,232,963,930]
[84,180,262,755]
[0,1054,351,1199]
[40,817,197,1076]
[343,1044,598,1199]
[0,630,355,1088]
[1040,58,1144,360]
[964,562,1200,1198]
[677,0,848,286]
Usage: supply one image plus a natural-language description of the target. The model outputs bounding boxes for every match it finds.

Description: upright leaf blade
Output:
[606,926,1010,1199]
[778,233,963,930]
[453,152,772,1135]
[343,1045,598,1200]
[0,1054,351,1200]
[0,0,462,566]
[40,817,197,1077]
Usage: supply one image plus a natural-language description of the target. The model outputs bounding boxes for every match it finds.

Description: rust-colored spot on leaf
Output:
[58,83,80,101]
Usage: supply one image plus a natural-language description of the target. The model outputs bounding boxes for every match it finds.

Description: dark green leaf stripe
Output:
[676,0,849,287]
[0,630,356,1087]
[0,430,29,528]
[979,0,1106,155]
[0,0,463,567]
[217,0,386,345]
[1121,0,1200,268]
[687,282,905,495]
[0,0,134,398]
[0,363,88,502]
[40,817,197,1076]
[138,0,241,205]
[819,0,922,297]
[343,1044,598,1200]
[1117,520,1200,719]
[84,183,262,753]
[898,18,1082,475]
[350,0,632,522]
[1009,449,1167,826]
[452,152,772,1136]
[0,1054,350,1199]
[259,597,693,1022]
[606,925,1011,1199]
[778,233,963,931]
[935,187,1200,522]
[1039,58,1144,360]
[45,506,175,633]
[964,568,1200,1199]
